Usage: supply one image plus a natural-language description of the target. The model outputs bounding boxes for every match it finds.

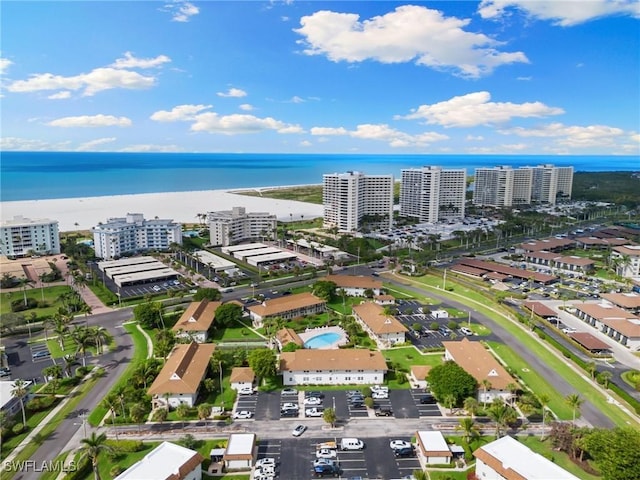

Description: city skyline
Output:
[1,1,639,155]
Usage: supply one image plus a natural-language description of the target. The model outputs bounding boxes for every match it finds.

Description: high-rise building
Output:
[0,215,60,257]
[323,171,394,232]
[93,213,182,260]
[400,167,466,222]
[207,206,277,246]
[473,164,573,207]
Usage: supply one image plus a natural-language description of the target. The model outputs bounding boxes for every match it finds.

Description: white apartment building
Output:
[323,171,393,232]
[473,166,515,208]
[207,207,277,247]
[611,245,640,281]
[473,164,573,207]
[0,215,60,257]
[400,167,466,222]
[93,213,182,260]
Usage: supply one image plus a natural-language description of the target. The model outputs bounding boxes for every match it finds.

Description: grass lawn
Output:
[428,470,470,480]
[210,320,264,341]
[1,285,77,320]
[383,347,443,369]
[88,323,146,426]
[45,336,99,359]
[518,436,601,480]
[399,273,640,428]
[201,374,237,411]
[3,369,105,480]
[235,185,323,204]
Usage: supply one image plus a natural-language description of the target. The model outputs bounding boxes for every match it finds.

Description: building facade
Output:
[207,207,277,247]
[0,216,60,257]
[323,171,394,232]
[400,167,466,222]
[611,245,640,281]
[473,167,515,208]
[93,213,182,260]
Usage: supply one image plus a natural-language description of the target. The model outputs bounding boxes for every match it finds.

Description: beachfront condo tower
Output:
[207,206,277,247]
[400,166,466,223]
[473,164,573,207]
[323,171,394,232]
[93,213,182,260]
[0,215,60,257]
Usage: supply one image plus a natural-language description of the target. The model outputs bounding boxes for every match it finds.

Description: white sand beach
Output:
[0,188,324,232]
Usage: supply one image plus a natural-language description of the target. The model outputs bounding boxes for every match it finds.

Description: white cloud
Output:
[217,87,247,98]
[289,96,305,103]
[397,91,564,127]
[0,57,12,75]
[239,104,254,111]
[499,122,627,148]
[311,123,448,147]
[119,144,182,152]
[48,114,132,128]
[0,137,71,151]
[294,5,528,78]
[111,52,171,69]
[478,0,640,26]
[300,140,312,147]
[76,137,117,151]
[630,133,640,143]
[163,1,200,22]
[466,135,485,141]
[8,67,156,96]
[150,104,212,122]
[191,112,302,135]
[48,91,72,100]
[517,76,532,81]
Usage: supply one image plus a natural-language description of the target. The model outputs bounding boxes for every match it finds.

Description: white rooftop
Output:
[0,380,32,410]
[477,436,580,480]
[225,433,255,456]
[114,441,201,480]
[417,430,449,451]
[194,250,236,270]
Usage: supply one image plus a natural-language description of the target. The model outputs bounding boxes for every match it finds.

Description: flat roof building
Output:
[400,166,466,222]
[207,207,276,247]
[0,215,60,257]
[114,441,204,480]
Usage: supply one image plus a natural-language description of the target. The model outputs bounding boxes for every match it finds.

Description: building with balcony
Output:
[0,216,60,257]
[207,207,277,247]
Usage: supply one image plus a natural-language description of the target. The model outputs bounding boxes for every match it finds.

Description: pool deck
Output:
[298,326,349,350]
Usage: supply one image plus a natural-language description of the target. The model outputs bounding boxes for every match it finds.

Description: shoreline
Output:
[0,187,324,232]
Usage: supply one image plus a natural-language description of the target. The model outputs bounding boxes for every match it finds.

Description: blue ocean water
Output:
[1,151,638,202]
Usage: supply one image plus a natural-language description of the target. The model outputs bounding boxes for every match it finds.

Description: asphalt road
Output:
[11,308,135,480]
[383,274,616,429]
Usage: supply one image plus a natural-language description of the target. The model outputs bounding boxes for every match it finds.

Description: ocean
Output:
[1,151,638,202]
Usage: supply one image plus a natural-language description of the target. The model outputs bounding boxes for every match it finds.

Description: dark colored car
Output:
[420,395,436,404]
[313,464,340,477]
[375,406,393,417]
[0,367,11,377]
[280,409,298,417]
[305,391,324,398]
[394,447,415,458]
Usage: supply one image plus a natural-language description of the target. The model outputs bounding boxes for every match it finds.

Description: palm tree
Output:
[62,354,79,378]
[443,394,456,414]
[456,417,479,444]
[481,379,492,407]
[506,382,519,406]
[42,365,63,395]
[129,403,147,433]
[90,326,109,355]
[598,370,613,389]
[77,432,114,480]
[11,379,29,425]
[198,403,212,430]
[487,400,516,438]
[71,326,93,367]
[538,393,551,439]
[52,313,70,350]
[176,403,190,429]
[463,397,479,418]
[565,393,583,423]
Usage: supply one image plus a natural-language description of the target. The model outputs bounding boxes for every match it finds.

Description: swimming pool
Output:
[304,332,342,349]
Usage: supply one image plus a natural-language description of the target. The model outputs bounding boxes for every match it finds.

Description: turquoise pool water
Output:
[304,332,342,349]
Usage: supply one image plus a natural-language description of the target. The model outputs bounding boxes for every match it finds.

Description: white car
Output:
[233,410,253,419]
[303,396,322,405]
[316,448,337,459]
[371,385,389,393]
[238,386,255,395]
[282,402,299,410]
[372,391,388,399]
[292,424,307,437]
[390,440,412,450]
[255,458,276,468]
[305,408,324,417]
[562,327,577,334]
[281,388,298,396]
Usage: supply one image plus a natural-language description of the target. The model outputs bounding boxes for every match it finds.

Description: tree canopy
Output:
[312,280,336,301]
[427,361,477,406]
[248,348,278,380]
[584,427,640,480]
[214,303,243,328]
[133,302,163,329]
[193,288,222,301]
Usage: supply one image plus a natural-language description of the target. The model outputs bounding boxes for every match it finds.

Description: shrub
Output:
[448,321,459,330]
[362,387,372,397]
[76,366,90,377]
[106,439,144,452]
[364,397,374,409]
[11,298,38,312]
[27,396,56,412]
[12,423,25,435]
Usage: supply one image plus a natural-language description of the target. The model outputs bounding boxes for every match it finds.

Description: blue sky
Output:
[1,0,639,155]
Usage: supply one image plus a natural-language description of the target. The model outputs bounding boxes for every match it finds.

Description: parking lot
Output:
[235,388,441,422]
[271,436,421,479]
[30,343,51,363]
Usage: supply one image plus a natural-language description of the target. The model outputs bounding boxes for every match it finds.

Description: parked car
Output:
[233,410,253,419]
[281,409,298,417]
[371,391,388,399]
[420,394,436,404]
[282,402,299,410]
[316,448,337,459]
[292,424,307,437]
[313,463,340,477]
[304,396,322,405]
[32,350,50,359]
[394,447,415,458]
[281,388,298,396]
[375,406,393,417]
[459,327,473,336]
[237,386,255,395]
[389,440,412,450]
[255,458,276,468]
[305,391,324,398]
[306,408,324,417]
[0,367,11,377]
